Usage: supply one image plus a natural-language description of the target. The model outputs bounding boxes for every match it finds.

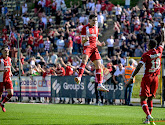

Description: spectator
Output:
[38,34,44,52]
[39,18,45,31]
[67,37,73,55]
[22,2,28,14]
[106,35,114,57]
[125,0,130,9]
[51,51,58,64]
[114,4,122,22]
[16,0,20,16]
[124,59,136,106]
[145,20,153,35]
[113,63,126,104]
[101,0,106,12]
[22,14,30,25]
[56,36,65,52]
[96,1,101,14]
[43,51,50,64]
[41,14,47,29]
[134,45,144,57]
[44,37,51,52]
[97,12,104,30]
[55,63,65,76]
[59,57,77,76]
[148,0,155,10]
[26,45,32,58]
[106,1,114,18]
[45,0,51,16]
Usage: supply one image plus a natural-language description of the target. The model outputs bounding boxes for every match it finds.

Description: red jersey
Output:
[43,69,54,78]
[34,38,39,47]
[0,57,12,82]
[2,28,7,34]
[139,45,164,76]
[101,3,107,11]
[55,67,65,76]
[2,34,8,44]
[10,36,17,46]
[81,24,99,47]
[65,66,73,76]
[38,35,44,44]
[45,0,51,7]
[28,36,34,45]
[107,3,114,11]
[33,30,40,37]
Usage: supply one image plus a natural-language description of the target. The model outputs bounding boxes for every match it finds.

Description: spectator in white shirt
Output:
[113,63,126,84]
[56,36,65,52]
[88,0,95,12]
[22,15,30,25]
[44,37,51,52]
[97,12,104,29]
[148,0,155,10]
[114,4,122,22]
[95,1,101,13]
[38,0,45,8]
[145,20,152,35]
[114,4,122,16]
[106,35,114,57]
[41,14,47,28]
[22,3,28,14]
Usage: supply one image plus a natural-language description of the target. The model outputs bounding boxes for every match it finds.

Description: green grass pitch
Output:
[0,103,165,125]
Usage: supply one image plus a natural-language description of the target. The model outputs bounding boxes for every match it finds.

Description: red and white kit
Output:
[139,45,164,97]
[81,24,101,61]
[0,57,13,92]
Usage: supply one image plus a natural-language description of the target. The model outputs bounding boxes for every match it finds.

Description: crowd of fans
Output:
[0,0,114,78]
[0,0,165,104]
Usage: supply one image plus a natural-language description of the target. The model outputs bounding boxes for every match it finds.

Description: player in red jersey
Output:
[0,45,14,112]
[126,38,164,125]
[74,14,109,92]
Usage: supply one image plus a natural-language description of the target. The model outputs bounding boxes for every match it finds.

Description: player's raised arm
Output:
[125,63,143,86]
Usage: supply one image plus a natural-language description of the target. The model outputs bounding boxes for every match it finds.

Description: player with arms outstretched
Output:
[74,14,109,92]
[0,45,14,112]
[125,37,164,125]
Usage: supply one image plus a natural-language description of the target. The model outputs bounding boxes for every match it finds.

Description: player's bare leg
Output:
[1,89,13,112]
[93,60,109,92]
[75,54,88,84]
[141,96,156,125]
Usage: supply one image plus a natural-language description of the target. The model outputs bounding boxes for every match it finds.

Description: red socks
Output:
[147,100,153,114]
[2,94,12,104]
[96,69,103,84]
[141,101,150,116]
[78,63,86,77]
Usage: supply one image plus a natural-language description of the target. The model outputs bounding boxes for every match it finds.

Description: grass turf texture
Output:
[0,103,165,125]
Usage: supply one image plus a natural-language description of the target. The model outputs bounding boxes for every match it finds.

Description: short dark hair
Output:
[1,45,8,51]
[149,39,157,49]
[89,14,97,19]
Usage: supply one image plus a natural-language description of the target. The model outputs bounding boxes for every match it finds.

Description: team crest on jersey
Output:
[84,50,86,53]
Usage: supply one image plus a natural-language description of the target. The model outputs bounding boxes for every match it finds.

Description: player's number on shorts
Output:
[151,58,161,70]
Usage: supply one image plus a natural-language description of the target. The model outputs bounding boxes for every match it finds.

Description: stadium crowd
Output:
[0,0,165,104]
